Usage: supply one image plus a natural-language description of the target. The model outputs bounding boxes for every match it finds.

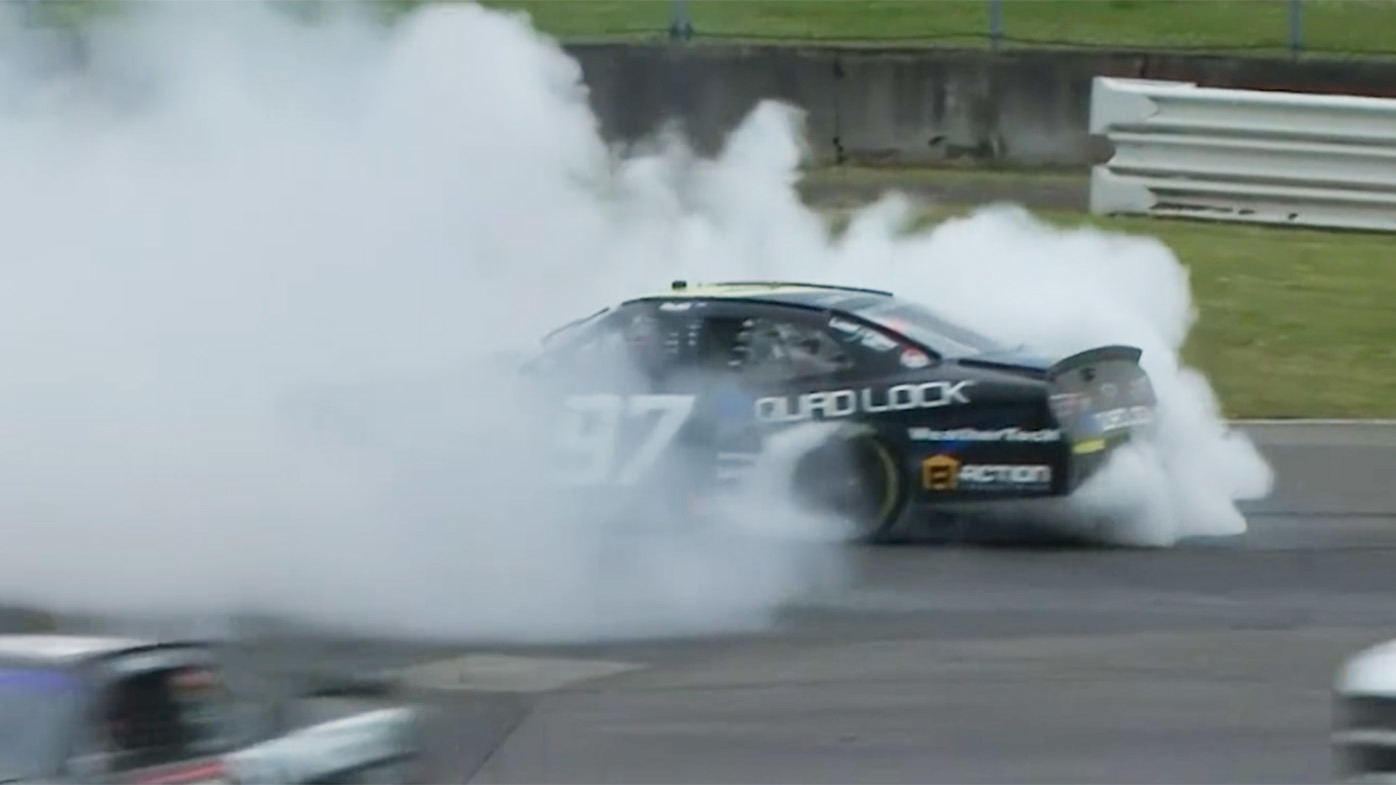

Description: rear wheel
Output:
[791,432,906,543]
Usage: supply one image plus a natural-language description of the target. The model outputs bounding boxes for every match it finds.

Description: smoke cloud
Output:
[0,1,1270,642]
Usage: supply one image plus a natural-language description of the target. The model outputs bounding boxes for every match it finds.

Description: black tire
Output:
[790,431,907,544]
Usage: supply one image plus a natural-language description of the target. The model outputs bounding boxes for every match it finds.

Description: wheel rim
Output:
[796,437,897,537]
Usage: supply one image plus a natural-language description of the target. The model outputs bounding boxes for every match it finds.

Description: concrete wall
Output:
[566,44,1396,167]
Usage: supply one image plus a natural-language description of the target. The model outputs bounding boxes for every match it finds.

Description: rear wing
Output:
[1045,344,1155,451]
[1047,345,1143,379]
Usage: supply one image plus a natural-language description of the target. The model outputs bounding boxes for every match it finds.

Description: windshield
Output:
[0,667,78,778]
[541,306,612,347]
[853,299,1006,357]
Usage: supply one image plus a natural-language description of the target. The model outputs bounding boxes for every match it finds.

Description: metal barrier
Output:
[1088,76,1396,231]
[1334,638,1396,782]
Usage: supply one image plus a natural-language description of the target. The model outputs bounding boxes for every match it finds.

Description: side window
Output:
[95,665,233,772]
[534,314,625,373]
[823,313,924,370]
[722,312,854,386]
[536,303,707,384]
[717,309,914,388]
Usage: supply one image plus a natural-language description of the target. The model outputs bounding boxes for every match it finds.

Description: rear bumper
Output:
[1060,414,1152,493]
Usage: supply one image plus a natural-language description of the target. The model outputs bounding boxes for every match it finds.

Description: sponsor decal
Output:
[1048,391,1088,421]
[828,316,898,352]
[921,454,960,490]
[922,453,1053,491]
[1072,438,1105,455]
[908,426,1061,443]
[959,463,1052,488]
[658,301,693,312]
[755,381,973,424]
[1099,382,1117,401]
[1094,405,1151,432]
[900,349,930,369]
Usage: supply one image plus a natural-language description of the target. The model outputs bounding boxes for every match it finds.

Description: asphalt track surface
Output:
[226,423,1396,785]
[1,429,1388,783]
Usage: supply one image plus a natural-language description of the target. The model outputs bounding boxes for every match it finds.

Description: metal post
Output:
[1289,0,1302,58]
[988,0,1002,51]
[668,0,693,42]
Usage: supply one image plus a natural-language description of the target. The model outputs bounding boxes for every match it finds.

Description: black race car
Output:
[521,281,1156,543]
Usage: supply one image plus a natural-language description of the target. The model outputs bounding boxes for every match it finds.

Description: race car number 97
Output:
[556,394,695,486]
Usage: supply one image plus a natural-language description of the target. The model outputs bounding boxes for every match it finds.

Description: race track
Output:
[6,426,1389,783]
[290,423,1396,784]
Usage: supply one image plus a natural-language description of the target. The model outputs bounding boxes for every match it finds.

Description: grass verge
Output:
[474,0,1396,56]
[26,1,1396,58]
[813,194,1396,420]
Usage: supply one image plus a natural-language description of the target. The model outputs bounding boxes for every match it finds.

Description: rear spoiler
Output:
[1047,345,1142,378]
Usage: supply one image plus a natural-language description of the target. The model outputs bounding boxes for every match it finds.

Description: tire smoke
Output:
[0,2,1269,642]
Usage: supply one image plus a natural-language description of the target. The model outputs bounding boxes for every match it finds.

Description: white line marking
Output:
[1232,419,1396,426]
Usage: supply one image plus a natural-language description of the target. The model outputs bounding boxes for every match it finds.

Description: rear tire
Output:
[790,432,906,544]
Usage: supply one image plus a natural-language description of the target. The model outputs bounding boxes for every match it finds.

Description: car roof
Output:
[0,634,200,665]
[622,280,894,309]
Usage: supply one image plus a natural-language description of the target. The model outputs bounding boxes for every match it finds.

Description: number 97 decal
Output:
[556,394,696,486]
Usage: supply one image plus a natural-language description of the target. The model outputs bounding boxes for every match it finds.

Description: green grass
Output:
[1116,216,1396,420]
[815,192,1396,419]
[469,0,1396,55]
[31,1,1396,57]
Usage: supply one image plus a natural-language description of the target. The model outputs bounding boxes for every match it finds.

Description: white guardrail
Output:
[1334,638,1396,782]
[1089,75,1396,231]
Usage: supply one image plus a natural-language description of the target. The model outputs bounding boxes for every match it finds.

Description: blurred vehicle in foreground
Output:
[1335,636,1396,782]
[0,634,423,784]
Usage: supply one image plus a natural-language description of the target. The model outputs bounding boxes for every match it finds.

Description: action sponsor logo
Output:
[1094,405,1151,432]
[921,453,1052,491]
[755,381,973,424]
[921,453,959,490]
[908,426,1061,443]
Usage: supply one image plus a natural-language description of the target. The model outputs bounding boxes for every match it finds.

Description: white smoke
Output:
[0,1,1269,642]
[819,198,1274,545]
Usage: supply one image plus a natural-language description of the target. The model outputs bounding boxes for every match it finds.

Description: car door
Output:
[538,300,719,507]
